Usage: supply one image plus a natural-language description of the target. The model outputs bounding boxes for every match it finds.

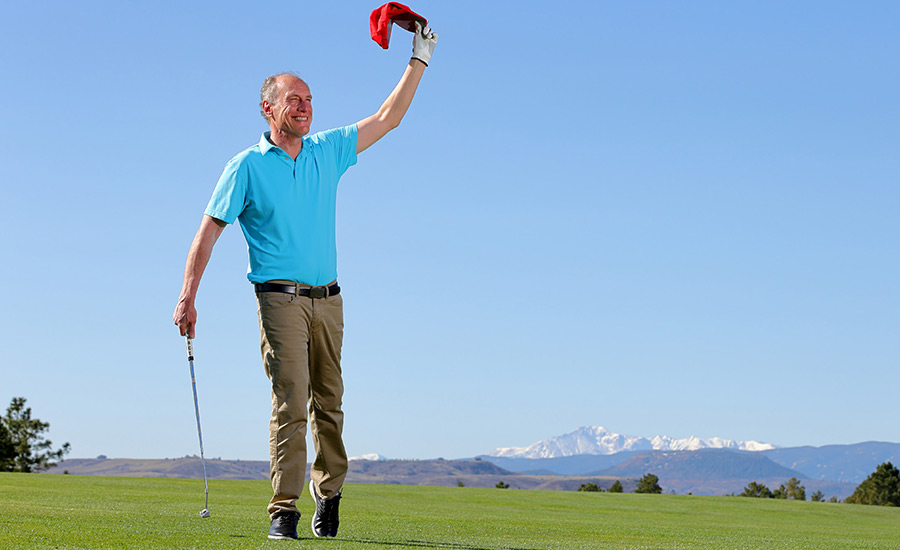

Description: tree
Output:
[608,480,623,493]
[789,477,806,501]
[1,397,71,472]
[0,420,14,471]
[740,481,772,498]
[635,473,662,494]
[772,477,806,501]
[495,481,510,489]
[578,482,601,492]
[810,490,825,502]
[845,462,900,506]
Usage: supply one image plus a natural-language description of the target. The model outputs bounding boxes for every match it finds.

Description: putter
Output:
[186,336,211,518]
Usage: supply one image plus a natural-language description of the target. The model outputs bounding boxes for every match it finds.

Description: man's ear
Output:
[262,100,274,118]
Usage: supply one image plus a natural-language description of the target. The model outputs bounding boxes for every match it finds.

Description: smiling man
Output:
[173,24,437,540]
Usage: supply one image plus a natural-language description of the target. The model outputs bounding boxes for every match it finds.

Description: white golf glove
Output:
[411,22,438,66]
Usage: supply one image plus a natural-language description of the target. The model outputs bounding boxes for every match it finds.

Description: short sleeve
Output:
[335,124,359,173]
[204,157,248,224]
[310,124,358,175]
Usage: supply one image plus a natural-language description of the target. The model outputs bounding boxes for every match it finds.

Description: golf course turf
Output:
[1,473,898,549]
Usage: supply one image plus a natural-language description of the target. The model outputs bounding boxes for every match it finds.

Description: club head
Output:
[200,509,211,518]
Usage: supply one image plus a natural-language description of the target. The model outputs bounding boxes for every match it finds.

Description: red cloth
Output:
[370,2,427,49]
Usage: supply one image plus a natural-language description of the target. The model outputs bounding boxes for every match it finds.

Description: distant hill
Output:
[45,457,270,480]
[350,457,508,479]
[475,451,645,476]
[43,457,630,492]
[762,442,900,483]
[594,449,800,480]
[589,449,827,496]
[347,458,631,491]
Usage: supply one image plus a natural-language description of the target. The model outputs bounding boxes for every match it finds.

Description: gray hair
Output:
[259,72,305,120]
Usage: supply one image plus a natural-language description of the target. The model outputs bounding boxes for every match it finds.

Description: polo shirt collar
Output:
[259,131,310,159]
[259,131,279,155]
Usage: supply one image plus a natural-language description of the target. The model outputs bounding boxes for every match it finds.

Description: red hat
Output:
[370,2,428,49]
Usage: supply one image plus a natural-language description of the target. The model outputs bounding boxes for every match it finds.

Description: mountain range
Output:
[43,426,900,498]
[475,426,900,497]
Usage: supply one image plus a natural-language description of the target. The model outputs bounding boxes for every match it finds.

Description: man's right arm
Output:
[356,23,437,154]
[173,214,227,339]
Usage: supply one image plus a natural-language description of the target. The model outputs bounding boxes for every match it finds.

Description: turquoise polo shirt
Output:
[205,125,358,285]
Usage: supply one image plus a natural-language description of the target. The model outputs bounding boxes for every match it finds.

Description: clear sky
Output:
[1,1,897,462]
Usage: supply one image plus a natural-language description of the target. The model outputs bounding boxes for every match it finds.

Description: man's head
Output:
[260,73,313,138]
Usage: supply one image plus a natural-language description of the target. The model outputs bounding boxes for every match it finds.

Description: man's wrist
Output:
[411,56,428,67]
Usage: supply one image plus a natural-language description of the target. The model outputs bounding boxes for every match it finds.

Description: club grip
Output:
[186,337,194,361]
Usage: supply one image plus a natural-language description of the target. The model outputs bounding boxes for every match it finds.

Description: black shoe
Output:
[268,511,300,540]
[310,480,341,537]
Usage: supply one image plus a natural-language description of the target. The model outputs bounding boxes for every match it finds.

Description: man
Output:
[173,23,437,540]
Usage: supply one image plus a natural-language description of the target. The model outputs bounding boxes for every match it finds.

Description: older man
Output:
[173,24,437,540]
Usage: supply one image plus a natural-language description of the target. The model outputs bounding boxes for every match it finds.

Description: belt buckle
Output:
[308,286,327,299]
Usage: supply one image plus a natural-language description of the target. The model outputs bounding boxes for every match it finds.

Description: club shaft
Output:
[187,338,210,509]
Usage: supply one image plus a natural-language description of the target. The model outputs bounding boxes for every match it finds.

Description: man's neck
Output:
[268,128,304,160]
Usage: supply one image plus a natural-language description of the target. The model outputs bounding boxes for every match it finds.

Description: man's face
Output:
[265,76,313,138]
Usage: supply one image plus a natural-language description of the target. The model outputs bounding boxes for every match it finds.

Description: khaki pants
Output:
[256,286,348,517]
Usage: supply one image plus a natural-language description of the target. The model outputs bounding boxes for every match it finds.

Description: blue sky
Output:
[1,1,897,462]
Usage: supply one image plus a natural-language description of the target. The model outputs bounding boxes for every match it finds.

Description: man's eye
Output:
[284,97,311,107]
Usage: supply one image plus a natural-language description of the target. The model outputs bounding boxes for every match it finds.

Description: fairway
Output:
[1,473,899,549]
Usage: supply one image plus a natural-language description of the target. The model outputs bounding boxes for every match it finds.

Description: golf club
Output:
[186,336,211,518]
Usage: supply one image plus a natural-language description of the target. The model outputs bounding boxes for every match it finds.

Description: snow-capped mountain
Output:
[486,426,774,459]
[349,453,388,461]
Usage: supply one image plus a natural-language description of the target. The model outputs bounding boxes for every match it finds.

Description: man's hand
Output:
[411,22,437,66]
[173,297,198,339]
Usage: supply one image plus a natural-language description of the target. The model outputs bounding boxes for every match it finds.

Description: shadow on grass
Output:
[334,538,535,550]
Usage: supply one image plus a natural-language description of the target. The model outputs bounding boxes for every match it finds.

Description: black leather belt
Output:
[254,282,340,299]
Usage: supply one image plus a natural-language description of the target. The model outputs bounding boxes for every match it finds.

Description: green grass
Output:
[1,473,899,549]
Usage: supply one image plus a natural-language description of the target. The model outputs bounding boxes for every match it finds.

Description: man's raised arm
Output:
[356,23,437,154]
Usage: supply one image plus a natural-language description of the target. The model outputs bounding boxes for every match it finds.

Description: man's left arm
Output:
[356,24,438,154]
